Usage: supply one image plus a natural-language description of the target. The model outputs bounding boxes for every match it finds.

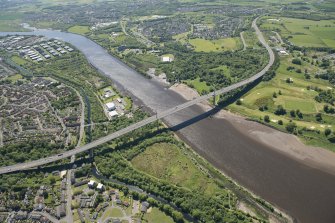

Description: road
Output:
[240,31,247,50]
[0,17,274,175]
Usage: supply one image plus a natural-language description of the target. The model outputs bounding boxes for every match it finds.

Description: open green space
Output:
[102,207,124,221]
[11,56,27,65]
[189,37,241,52]
[142,207,174,223]
[131,142,219,195]
[184,77,211,95]
[68,25,91,34]
[261,17,335,48]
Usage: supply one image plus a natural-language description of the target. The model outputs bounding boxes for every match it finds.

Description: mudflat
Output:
[170,83,335,223]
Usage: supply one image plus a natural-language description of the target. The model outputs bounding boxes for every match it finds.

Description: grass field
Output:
[189,37,241,52]
[261,17,335,48]
[131,143,219,195]
[142,207,174,223]
[101,207,124,221]
[68,25,90,34]
[184,77,211,94]
[11,56,27,65]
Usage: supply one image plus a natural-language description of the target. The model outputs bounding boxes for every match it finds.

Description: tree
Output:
[49,176,56,185]
[264,115,270,123]
[278,120,283,125]
[315,113,322,122]
[286,122,297,133]
[274,105,286,115]
[273,92,277,98]
[236,99,242,105]
[290,110,296,117]
[292,58,302,65]
[325,128,332,137]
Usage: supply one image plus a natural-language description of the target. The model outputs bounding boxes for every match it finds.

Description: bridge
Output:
[0,18,275,175]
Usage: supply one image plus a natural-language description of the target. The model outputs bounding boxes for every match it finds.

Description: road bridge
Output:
[0,17,274,175]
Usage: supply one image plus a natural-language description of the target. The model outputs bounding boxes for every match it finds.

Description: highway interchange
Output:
[0,17,275,175]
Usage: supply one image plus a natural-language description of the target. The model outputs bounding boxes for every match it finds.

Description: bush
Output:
[236,99,242,105]
[278,120,283,125]
[264,115,270,123]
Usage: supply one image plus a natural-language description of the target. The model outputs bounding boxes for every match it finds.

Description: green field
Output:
[68,25,90,34]
[131,143,219,194]
[189,37,241,52]
[261,17,335,48]
[142,207,174,223]
[11,56,27,65]
[184,77,211,95]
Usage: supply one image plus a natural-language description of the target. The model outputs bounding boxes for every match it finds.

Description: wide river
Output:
[1,30,335,223]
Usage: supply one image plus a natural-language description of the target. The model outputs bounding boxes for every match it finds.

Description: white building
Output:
[108,111,118,118]
[97,183,105,191]
[88,180,96,188]
[105,102,116,111]
[162,56,173,62]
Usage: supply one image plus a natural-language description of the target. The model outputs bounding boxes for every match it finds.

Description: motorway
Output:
[0,18,274,175]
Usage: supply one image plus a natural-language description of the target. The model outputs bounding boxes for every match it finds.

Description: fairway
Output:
[284,99,317,113]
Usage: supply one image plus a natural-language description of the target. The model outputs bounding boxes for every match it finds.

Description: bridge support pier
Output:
[213,90,216,106]
[89,149,94,163]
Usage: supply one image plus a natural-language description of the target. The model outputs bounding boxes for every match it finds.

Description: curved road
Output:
[0,18,274,175]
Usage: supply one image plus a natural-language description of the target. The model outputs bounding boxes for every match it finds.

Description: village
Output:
[0,164,154,223]
[0,61,82,147]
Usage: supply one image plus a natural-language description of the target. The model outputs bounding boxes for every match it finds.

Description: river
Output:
[1,30,335,223]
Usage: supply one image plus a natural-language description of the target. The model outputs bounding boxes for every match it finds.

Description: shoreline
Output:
[169,83,335,176]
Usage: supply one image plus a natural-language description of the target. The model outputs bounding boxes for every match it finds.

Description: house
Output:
[74,180,89,187]
[71,172,76,185]
[141,201,150,213]
[161,56,173,62]
[88,180,96,188]
[33,203,45,211]
[123,201,130,207]
[15,211,28,220]
[97,183,105,191]
[108,111,118,118]
[30,213,42,221]
[106,102,116,111]
[60,170,67,179]
[279,50,289,56]
[77,209,85,223]
[116,199,122,205]
[56,204,66,219]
